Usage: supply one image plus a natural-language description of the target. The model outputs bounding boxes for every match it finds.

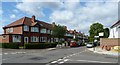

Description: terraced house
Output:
[0,15,87,45]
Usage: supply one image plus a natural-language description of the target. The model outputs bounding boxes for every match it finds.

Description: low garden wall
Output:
[100,38,120,51]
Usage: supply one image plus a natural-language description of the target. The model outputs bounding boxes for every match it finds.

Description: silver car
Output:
[86,43,94,48]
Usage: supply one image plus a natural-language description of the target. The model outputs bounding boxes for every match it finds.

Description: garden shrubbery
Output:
[2,43,19,49]
[0,43,2,48]
[2,42,58,49]
[25,42,57,49]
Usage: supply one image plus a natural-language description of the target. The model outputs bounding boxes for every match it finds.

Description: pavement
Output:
[87,47,120,57]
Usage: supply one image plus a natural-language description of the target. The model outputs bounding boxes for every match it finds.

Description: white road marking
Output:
[2,59,7,61]
[51,61,58,63]
[58,59,69,64]
[51,59,63,63]
[3,52,26,55]
[57,59,63,61]
[22,52,26,54]
[69,59,116,63]
[50,50,86,64]
[11,53,17,54]
[4,53,8,55]
[0,54,2,55]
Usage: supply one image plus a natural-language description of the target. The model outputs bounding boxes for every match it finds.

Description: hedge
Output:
[0,43,2,48]
[2,43,19,49]
[25,42,57,49]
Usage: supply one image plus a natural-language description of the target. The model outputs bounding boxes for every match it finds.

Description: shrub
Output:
[0,43,2,48]
[25,43,45,49]
[2,43,19,49]
[48,42,57,48]
[25,43,57,49]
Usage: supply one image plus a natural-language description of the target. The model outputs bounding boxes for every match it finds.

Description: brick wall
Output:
[2,35,10,43]
[100,38,120,50]
[5,26,23,34]
[0,36,2,43]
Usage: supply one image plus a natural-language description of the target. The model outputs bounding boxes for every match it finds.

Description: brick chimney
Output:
[52,22,55,27]
[64,26,67,30]
[32,15,35,23]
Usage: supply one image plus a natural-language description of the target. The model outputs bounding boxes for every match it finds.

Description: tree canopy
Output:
[103,28,109,38]
[52,24,66,42]
[89,22,109,42]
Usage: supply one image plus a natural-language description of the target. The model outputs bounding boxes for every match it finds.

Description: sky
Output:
[0,0,120,35]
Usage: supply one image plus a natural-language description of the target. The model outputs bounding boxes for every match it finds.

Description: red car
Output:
[70,41,78,47]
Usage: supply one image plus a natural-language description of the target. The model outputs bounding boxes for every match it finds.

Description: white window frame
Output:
[54,38,58,42]
[31,27,39,32]
[51,38,53,43]
[13,35,21,42]
[24,25,29,31]
[40,28,46,33]
[8,28,13,33]
[51,31,53,34]
[31,36,39,42]
[40,37,47,42]
[47,30,51,34]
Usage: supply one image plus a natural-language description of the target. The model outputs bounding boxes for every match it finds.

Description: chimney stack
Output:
[52,22,55,27]
[64,26,67,30]
[32,15,35,23]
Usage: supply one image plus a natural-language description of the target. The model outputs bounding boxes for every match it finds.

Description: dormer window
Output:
[24,25,29,31]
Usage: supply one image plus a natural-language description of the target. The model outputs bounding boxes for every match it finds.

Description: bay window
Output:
[31,36,39,42]
[13,35,21,42]
[40,37,47,42]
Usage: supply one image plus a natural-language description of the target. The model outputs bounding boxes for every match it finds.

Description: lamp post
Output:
[94,36,99,51]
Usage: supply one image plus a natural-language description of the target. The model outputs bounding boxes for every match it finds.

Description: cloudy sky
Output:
[0,0,119,35]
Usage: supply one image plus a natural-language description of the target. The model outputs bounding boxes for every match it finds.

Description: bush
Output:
[25,43,57,49]
[0,43,2,48]
[2,43,19,49]
[48,42,57,48]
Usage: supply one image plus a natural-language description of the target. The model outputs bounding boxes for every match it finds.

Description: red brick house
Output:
[0,15,87,45]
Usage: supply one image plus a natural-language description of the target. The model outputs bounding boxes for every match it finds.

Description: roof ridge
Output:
[111,20,120,28]
[36,20,52,25]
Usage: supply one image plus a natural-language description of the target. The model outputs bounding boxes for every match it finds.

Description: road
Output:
[1,46,119,65]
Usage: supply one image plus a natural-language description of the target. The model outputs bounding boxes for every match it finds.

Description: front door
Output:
[24,37,28,43]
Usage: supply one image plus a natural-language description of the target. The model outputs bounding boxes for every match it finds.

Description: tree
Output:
[89,23,104,42]
[52,24,66,42]
[103,28,109,38]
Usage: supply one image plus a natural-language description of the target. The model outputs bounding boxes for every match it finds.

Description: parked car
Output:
[93,41,100,47]
[86,42,94,48]
[70,40,78,47]
[77,41,85,46]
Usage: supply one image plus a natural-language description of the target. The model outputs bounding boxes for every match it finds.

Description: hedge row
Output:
[25,43,57,49]
[2,42,58,49]
[2,43,19,49]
